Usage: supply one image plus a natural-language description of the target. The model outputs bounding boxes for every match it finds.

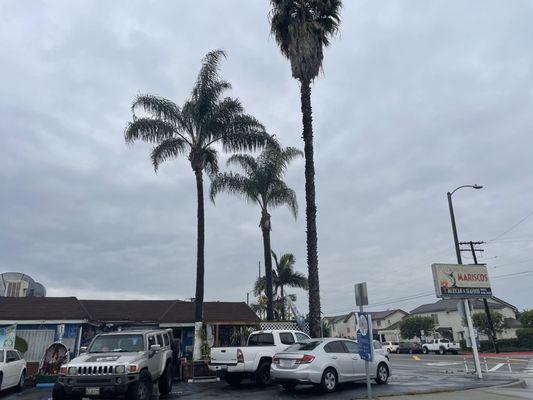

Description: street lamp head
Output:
[473,184,483,189]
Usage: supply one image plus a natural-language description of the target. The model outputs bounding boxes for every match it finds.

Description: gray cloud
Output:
[1,0,533,316]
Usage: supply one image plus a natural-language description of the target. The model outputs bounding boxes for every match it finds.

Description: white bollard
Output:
[484,357,489,373]
[507,358,512,373]
[464,357,469,373]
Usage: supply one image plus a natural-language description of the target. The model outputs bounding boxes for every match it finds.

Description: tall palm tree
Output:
[124,50,270,360]
[255,251,308,320]
[269,0,342,337]
[210,144,302,320]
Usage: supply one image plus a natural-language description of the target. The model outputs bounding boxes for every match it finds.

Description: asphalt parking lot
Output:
[3,354,529,400]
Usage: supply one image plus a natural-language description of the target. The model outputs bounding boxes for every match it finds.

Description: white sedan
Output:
[271,338,391,393]
[0,348,26,392]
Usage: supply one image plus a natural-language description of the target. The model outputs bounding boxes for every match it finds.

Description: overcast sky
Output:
[1,0,533,316]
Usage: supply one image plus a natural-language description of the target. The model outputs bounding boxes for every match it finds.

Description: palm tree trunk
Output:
[300,79,321,338]
[261,226,274,321]
[280,285,285,320]
[193,169,205,361]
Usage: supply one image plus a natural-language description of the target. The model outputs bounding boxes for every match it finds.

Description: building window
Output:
[431,314,439,325]
[347,327,350,333]
[6,281,27,297]
[377,320,381,327]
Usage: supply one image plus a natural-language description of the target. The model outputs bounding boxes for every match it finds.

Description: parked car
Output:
[271,338,391,393]
[381,341,399,354]
[0,348,26,392]
[208,330,310,387]
[396,342,422,354]
[422,339,460,355]
[373,340,388,359]
[53,329,173,400]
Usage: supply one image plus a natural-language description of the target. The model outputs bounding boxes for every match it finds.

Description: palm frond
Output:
[267,180,298,219]
[209,172,259,205]
[124,118,176,145]
[203,147,219,177]
[150,138,189,171]
[254,276,267,296]
[132,95,182,127]
[226,154,259,176]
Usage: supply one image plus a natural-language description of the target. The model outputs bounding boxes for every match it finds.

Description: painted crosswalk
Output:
[524,359,533,373]
[488,362,504,372]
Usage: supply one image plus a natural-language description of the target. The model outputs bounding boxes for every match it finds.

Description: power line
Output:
[488,211,533,242]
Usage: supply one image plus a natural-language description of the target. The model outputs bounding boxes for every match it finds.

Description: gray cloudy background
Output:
[1,0,533,316]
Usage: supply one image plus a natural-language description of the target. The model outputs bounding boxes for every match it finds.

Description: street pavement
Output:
[2,354,530,399]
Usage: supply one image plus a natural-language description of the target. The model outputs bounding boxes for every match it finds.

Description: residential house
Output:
[370,309,409,342]
[410,297,520,342]
[322,312,356,339]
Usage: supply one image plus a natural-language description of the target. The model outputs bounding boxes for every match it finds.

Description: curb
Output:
[373,378,524,399]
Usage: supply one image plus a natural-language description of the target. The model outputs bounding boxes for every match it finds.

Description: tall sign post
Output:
[354,282,372,400]
[432,263,489,379]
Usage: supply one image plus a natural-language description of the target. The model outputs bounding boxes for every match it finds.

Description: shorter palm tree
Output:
[255,250,308,320]
[210,144,302,320]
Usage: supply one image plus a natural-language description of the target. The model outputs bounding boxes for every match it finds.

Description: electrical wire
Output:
[488,211,533,242]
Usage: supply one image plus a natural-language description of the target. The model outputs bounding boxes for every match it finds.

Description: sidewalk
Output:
[376,376,533,400]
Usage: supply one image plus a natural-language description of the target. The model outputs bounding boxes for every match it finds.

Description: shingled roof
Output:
[410,299,506,314]
[0,297,258,324]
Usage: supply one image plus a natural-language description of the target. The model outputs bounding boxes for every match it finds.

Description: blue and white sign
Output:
[0,325,17,349]
[356,313,373,361]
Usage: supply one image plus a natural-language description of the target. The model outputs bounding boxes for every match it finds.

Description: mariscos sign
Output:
[431,263,492,298]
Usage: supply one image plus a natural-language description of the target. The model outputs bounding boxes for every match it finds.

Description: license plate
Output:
[86,387,100,395]
[280,359,292,368]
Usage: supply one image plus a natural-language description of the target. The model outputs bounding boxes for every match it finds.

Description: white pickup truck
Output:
[208,330,310,386]
[422,339,460,355]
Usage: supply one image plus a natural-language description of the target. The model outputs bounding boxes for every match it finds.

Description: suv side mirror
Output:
[150,344,161,353]
[79,346,88,354]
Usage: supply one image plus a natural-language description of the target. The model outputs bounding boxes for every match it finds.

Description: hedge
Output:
[460,335,533,352]
[517,328,533,348]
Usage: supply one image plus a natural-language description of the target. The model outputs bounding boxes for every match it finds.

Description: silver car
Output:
[271,338,391,393]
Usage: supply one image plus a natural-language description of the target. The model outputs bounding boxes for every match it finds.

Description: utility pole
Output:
[447,187,483,379]
[460,240,499,353]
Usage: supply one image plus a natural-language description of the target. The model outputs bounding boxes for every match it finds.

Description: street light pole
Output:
[447,185,483,379]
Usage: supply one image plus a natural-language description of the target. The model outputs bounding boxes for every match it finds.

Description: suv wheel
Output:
[158,362,173,395]
[127,370,153,400]
[439,347,446,355]
[255,361,272,386]
[422,347,428,354]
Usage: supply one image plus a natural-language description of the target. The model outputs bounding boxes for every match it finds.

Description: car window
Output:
[6,350,19,362]
[148,335,156,348]
[343,341,359,353]
[324,341,347,353]
[285,340,322,351]
[295,332,310,342]
[373,341,382,349]
[0,350,3,362]
[248,333,274,346]
[156,334,164,346]
[163,334,169,347]
[279,332,295,345]
[441,339,449,343]
[392,342,399,345]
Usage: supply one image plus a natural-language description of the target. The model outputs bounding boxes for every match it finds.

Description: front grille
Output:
[77,378,113,384]
[75,365,119,375]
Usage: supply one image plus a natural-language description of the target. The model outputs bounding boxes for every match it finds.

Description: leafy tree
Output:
[254,250,308,320]
[269,0,342,337]
[250,295,268,320]
[125,50,270,360]
[210,144,302,320]
[400,316,435,340]
[471,311,505,337]
[519,309,533,328]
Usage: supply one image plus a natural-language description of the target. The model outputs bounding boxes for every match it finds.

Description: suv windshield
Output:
[88,334,144,353]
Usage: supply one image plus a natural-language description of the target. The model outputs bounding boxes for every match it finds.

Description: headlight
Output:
[68,366,77,375]
[115,365,126,374]
[128,364,139,373]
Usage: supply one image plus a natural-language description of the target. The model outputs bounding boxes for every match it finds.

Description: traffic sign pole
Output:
[360,304,372,400]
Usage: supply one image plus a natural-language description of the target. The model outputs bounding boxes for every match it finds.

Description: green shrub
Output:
[516,328,533,349]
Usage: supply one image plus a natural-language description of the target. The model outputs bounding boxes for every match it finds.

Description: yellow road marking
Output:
[412,355,421,360]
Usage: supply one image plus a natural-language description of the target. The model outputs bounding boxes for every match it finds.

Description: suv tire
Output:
[255,361,272,387]
[16,370,25,391]
[225,373,243,387]
[422,347,428,354]
[126,370,153,400]
[439,347,446,355]
[158,362,173,395]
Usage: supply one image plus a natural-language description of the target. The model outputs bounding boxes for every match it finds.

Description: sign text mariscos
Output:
[431,263,492,299]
